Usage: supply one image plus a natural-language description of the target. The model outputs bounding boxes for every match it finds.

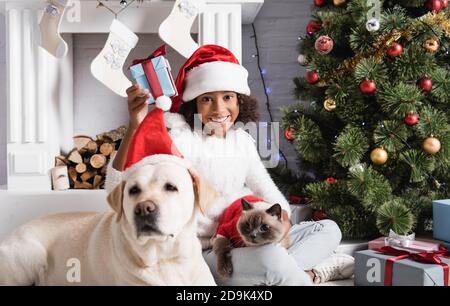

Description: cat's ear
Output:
[241,198,254,211]
[266,204,282,220]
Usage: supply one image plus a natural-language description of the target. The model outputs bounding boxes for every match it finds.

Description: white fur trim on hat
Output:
[182,61,251,101]
[123,154,191,180]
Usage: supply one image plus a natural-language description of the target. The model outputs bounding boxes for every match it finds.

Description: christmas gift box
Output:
[354,246,449,286]
[368,230,440,253]
[129,45,178,104]
[433,199,450,242]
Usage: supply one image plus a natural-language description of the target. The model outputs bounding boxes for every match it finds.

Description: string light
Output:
[251,23,289,168]
[120,0,128,8]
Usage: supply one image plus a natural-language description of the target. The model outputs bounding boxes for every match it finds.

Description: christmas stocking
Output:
[159,0,206,58]
[90,19,139,98]
[38,0,69,58]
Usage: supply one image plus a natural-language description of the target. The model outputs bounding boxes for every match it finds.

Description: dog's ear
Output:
[188,168,219,216]
[107,181,126,222]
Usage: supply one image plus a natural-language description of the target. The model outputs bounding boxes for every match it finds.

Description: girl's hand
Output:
[126,84,151,131]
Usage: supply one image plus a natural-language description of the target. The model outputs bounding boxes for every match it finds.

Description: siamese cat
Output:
[213,198,291,278]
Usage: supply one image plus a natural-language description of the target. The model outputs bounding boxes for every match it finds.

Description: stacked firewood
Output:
[51,126,127,190]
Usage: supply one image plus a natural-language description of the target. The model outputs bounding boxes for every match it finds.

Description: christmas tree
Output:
[279,0,450,239]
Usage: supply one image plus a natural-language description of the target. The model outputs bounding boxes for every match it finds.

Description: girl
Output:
[106,45,354,285]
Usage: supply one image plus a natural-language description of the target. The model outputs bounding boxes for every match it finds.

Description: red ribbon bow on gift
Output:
[130,44,169,99]
[131,44,167,66]
[373,245,450,286]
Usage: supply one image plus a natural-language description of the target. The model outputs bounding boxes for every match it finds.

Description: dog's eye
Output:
[164,183,178,192]
[129,185,141,195]
[260,224,270,232]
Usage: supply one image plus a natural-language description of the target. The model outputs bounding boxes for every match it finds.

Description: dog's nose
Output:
[134,201,157,217]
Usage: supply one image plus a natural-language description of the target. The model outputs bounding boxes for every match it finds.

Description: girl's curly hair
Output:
[179,94,260,130]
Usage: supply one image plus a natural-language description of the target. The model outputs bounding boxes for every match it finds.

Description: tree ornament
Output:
[433,179,442,189]
[297,54,308,66]
[359,79,377,94]
[366,18,380,32]
[417,77,433,92]
[314,0,326,7]
[306,70,319,84]
[422,136,441,155]
[288,195,306,204]
[315,35,334,55]
[333,0,347,6]
[371,147,388,165]
[306,20,322,35]
[312,209,328,221]
[424,39,439,53]
[284,127,295,141]
[441,0,448,9]
[387,42,403,57]
[404,113,419,126]
[326,177,337,184]
[425,0,443,12]
[323,98,337,111]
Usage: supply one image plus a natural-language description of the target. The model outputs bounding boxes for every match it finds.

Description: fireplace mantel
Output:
[2,0,264,190]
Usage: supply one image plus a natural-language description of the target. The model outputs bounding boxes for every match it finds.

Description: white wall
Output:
[0,12,6,186]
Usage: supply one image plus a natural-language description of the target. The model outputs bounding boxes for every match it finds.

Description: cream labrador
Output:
[0,161,217,285]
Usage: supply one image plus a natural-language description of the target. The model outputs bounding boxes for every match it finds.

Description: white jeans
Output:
[203,219,342,286]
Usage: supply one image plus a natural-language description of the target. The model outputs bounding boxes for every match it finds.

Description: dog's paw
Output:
[217,255,233,278]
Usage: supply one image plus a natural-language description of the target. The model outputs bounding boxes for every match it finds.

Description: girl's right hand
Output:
[126,84,151,131]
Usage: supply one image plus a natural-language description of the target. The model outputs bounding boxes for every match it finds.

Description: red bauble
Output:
[288,195,305,205]
[359,79,377,94]
[306,70,319,84]
[314,0,327,6]
[441,0,449,9]
[312,209,328,221]
[326,177,337,184]
[387,42,403,57]
[284,127,295,141]
[425,0,443,12]
[417,77,433,92]
[404,113,419,126]
[315,35,334,55]
[306,20,322,35]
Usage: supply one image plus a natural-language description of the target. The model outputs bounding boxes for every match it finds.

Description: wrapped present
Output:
[369,230,440,253]
[433,199,450,242]
[129,45,178,104]
[354,246,449,286]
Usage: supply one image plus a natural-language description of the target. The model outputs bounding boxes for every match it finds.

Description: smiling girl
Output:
[106,45,354,285]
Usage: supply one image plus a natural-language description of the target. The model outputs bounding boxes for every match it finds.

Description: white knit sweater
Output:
[105,112,290,248]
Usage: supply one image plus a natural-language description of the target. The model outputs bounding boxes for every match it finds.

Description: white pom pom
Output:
[155,95,172,111]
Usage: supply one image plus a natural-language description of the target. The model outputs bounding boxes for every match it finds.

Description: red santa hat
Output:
[170,44,251,113]
[123,104,189,178]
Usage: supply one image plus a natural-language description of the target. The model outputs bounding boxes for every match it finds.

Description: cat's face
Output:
[236,199,286,246]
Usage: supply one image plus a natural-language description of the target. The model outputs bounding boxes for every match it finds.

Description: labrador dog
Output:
[0,161,217,285]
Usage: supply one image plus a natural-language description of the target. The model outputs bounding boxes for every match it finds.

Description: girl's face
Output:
[196,91,240,137]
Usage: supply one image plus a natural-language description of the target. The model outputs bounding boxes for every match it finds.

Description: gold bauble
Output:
[333,0,347,6]
[422,137,441,155]
[370,147,388,165]
[323,98,337,111]
[424,39,440,53]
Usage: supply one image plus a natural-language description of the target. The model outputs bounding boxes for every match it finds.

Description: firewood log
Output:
[67,149,83,164]
[74,181,93,189]
[100,143,114,156]
[73,135,94,151]
[96,125,127,143]
[85,141,98,154]
[55,155,67,167]
[90,154,106,169]
[93,175,103,189]
[51,166,70,191]
[75,163,87,174]
[68,167,78,183]
[81,170,96,182]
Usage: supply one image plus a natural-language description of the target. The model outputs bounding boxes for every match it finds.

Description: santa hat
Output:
[123,104,189,178]
[170,45,251,113]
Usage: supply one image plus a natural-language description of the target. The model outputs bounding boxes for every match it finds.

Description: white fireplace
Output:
[0,0,264,239]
